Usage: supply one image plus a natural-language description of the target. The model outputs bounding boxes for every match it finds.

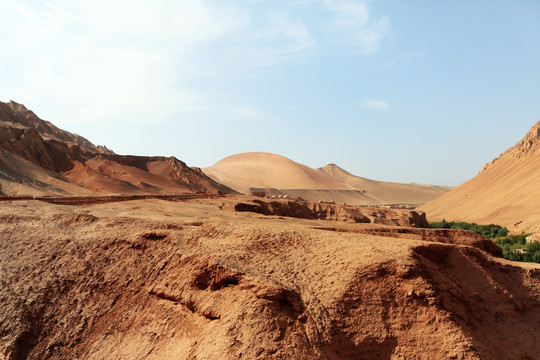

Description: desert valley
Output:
[1,101,539,360]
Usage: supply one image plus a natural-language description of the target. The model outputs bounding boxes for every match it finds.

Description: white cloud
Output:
[235,106,264,122]
[0,0,389,125]
[363,99,390,109]
[321,0,389,52]
[1,0,238,123]
[262,13,313,53]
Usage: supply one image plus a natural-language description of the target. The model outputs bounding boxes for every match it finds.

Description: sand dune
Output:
[420,120,540,236]
[203,152,349,192]
[204,152,450,205]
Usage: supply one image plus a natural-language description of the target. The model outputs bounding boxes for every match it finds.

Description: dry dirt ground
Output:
[1,196,539,360]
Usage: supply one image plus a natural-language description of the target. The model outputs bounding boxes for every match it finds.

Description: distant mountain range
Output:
[203,152,451,205]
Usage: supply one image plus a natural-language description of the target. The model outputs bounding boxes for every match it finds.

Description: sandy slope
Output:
[420,120,540,235]
[0,197,538,359]
[0,150,94,196]
[318,164,451,204]
[204,152,450,205]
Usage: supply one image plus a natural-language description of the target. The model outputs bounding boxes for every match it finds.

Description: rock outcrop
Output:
[228,197,429,227]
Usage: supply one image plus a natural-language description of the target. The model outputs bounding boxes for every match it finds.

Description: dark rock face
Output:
[404,211,429,228]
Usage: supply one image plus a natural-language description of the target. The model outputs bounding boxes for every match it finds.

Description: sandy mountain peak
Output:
[321,163,340,171]
[509,119,540,156]
[483,120,540,171]
[213,151,294,165]
[320,163,355,176]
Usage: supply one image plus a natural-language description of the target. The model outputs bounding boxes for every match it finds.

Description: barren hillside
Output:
[420,120,540,236]
[0,101,233,196]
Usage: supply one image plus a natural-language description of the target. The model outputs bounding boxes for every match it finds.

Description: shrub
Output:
[525,242,540,263]
[429,220,509,238]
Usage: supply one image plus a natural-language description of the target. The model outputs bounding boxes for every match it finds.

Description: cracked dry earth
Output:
[1,197,539,360]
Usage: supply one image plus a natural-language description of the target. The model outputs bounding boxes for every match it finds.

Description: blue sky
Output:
[1,0,539,186]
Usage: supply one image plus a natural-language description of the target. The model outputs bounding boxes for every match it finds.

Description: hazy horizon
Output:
[2,1,539,186]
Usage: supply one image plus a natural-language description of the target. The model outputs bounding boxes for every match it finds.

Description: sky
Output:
[1,0,539,186]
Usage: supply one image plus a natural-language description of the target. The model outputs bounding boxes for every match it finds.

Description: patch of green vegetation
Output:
[429,220,540,264]
[429,219,509,238]
[495,236,540,263]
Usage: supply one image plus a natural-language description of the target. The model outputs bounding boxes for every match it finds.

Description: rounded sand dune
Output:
[204,152,450,205]
[203,152,350,193]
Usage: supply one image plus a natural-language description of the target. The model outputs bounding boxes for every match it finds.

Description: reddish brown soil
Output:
[1,197,539,360]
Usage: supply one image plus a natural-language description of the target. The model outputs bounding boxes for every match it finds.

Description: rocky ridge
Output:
[0,101,114,155]
[483,120,540,170]
[0,101,233,196]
